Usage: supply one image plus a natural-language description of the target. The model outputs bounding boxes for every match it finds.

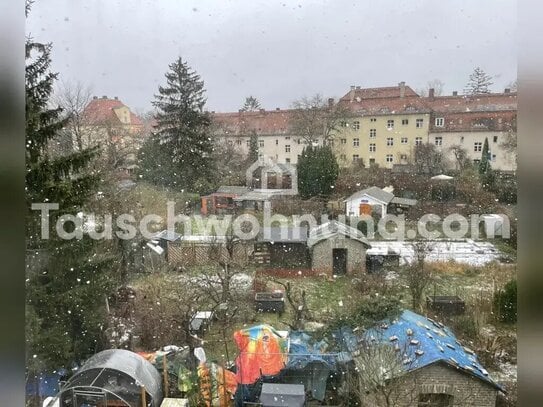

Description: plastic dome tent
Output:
[55,349,163,407]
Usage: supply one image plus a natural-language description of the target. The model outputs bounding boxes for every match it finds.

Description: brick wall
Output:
[363,362,498,407]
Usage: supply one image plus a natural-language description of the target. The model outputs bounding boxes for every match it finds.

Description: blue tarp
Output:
[342,310,503,390]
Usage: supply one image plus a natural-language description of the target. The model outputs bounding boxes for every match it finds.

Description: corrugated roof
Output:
[390,196,418,206]
[360,310,503,390]
[258,226,308,243]
[345,186,394,204]
[307,220,371,248]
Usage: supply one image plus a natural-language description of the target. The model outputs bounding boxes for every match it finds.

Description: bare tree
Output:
[271,279,310,330]
[418,79,445,97]
[349,341,418,407]
[449,144,470,170]
[289,94,351,144]
[405,240,434,312]
[53,80,93,151]
[411,143,448,175]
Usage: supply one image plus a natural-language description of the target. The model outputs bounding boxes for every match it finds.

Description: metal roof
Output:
[307,220,371,248]
[260,383,305,406]
[360,310,503,390]
[62,349,163,403]
[390,196,418,206]
[258,226,308,243]
[153,230,182,242]
[345,186,394,204]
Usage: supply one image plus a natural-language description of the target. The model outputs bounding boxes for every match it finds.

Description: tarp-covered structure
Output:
[57,349,163,407]
[234,324,289,385]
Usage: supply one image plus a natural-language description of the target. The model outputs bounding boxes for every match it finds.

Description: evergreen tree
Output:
[297,145,339,199]
[241,95,261,112]
[247,131,259,164]
[152,57,214,193]
[478,137,495,189]
[464,67,494,95]
[26,37,117,371]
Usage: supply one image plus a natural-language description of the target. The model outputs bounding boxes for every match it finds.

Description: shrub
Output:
[494,279,517,323]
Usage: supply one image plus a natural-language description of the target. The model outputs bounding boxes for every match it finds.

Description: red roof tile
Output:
[212,110,294,135]
[339,85,419,101]
[424,92,517,113]
[82,97,143,127]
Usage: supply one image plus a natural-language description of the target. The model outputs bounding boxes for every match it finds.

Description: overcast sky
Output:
[26,0,517,113]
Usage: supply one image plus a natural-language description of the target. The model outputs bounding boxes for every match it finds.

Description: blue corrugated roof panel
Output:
[360,310,502,390]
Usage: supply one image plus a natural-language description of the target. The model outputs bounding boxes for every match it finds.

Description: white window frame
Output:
[435,117,444,127]
[353,138,360,147]
[387,119,395,129]
[401,137,408,144]
[416,118,424,128]
[435,136,443,146]
[369,143,376,152]
[386,154,393,163]
[386,137,394,146]
[369,129,376,138]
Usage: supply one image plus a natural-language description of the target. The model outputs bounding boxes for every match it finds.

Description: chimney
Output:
[504,88,510,94]
[259,108,265,113]
[238,109,243,113]
[399,81,406,98]
[101,95,107,99]
[275,107,280,111]
[355,86,361,90]
[452,91,458,96]
[350,85,356,102]
[93,96,98,100]
[114,96,118,100]
[328,98,334,107]
[428,88,435,100]
[211,110,215,113]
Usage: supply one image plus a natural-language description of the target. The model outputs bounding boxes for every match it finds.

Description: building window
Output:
[352,154,360,162]
[460,136,464,142]
[285,136,290,140]
[400,154,408,160]
[473,159,481,164]
[340,121,348,127]
[402,119,409,125]
[435,117,444,127]
[415,137,422,145]
[401,137,408,144]
[386,154,393,163]
[227,140,233,145]
[341,138,347,144]
[435,136,443,146]
[369,143,376,152]
[285,158,291,163]
[246,139,250,147]
[492,154,497,161]
[353,121,360,130]
[416,118,424,128]
[369,158,376,165]
[493,136,498,143]
[236,139,242,146]
[259,140,264,148]
[387,119,394,129]
[328,140,334,146]
[353,138,360,147]
[474,142,482,152]
[418,393,453,407]
[285,145,291,153]
[369,129,376,138]
[340,154,346,160]
[275,139,279,145]
[386,137,394,146]
[370,118,377,122]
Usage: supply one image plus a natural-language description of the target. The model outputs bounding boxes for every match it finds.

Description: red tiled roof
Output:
[424,92,517,113]
[430,110,517,133]
[338,95,431,115]
[212,110,294,135]
[339,85,419,101]
[82,97,143,127]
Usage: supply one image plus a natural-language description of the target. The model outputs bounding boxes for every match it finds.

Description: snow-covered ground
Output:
[367,239,503,266]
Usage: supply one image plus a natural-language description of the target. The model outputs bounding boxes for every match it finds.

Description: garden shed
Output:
[56,349,163,407]
[307,221,370,275]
